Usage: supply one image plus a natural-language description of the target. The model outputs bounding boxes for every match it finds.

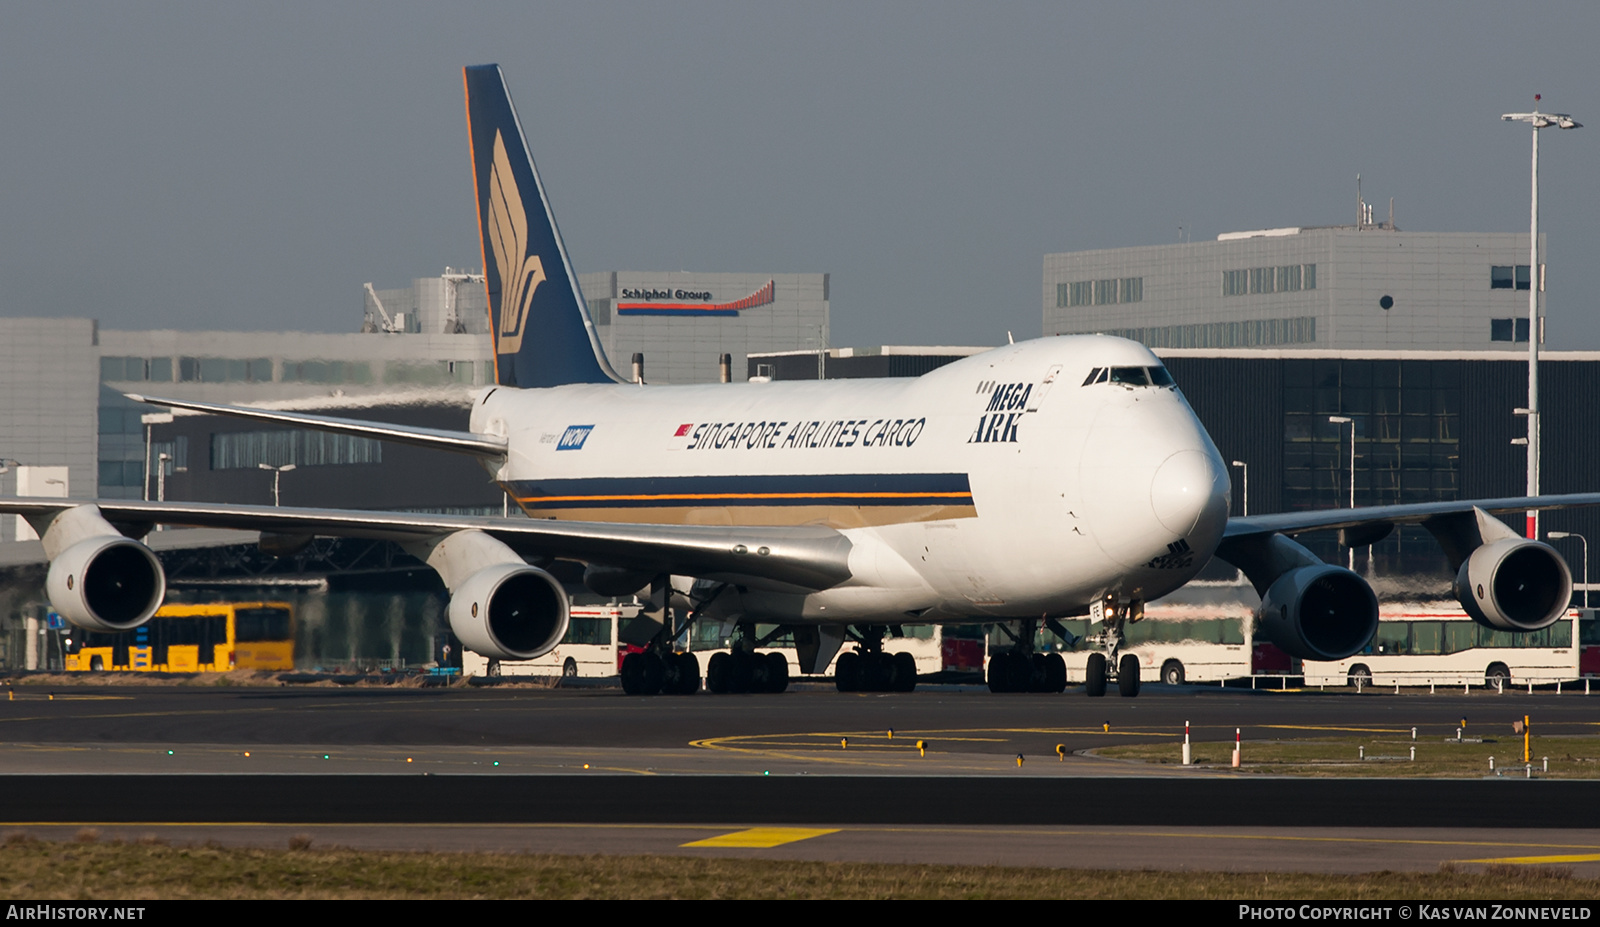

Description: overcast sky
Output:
[2,2,1596,349]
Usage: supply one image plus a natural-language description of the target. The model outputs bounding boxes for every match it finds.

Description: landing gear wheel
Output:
[1161,660,1185,687]
[746,651,772,693]
[620,652,663,696]
[986,652,1011,693]
[835,651,860,692]
[765,652,790,693]
[1044,653,1067,693]
[1118,654,1141,697]
[893,651,918,692]
[664,652,700,695]
[706,652,731,694]
[1085,652,1108,697]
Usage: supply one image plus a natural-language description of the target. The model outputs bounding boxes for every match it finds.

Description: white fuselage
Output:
[471,336,1231,625]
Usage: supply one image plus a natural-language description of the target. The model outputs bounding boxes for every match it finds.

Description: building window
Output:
[1490,318,1531,343]
[1067,316,1316,349]
[1223,265,1315,297]
[281,361,373,384]
[1060,277,1142,308]
[99,357,145,381]
[151,436,188,473]
[210,430,382,470]
[1491,265,1534,291]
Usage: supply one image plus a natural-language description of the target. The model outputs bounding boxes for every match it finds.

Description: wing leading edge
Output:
[1223,493,1600,541]
[126,394,507,460]
[0,498,852,593]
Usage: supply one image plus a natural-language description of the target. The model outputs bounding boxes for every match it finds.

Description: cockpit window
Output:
[1084,365,1174,388]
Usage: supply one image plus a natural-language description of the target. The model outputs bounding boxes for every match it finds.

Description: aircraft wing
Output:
[126,394,507,460]
[0,498,852,592]
[1222,492,1600,539]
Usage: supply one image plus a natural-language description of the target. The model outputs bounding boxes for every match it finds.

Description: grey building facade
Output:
[1045,227,1546,353]
[579,271,829,385]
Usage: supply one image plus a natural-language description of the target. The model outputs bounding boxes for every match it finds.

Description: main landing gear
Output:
[620,588,703,696]
[834,625,917,692]
[620,648,701,695]
[986,618,1068,693]
[706,622,790,694]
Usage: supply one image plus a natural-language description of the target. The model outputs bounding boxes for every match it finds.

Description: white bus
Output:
[1036,603,1264,686]
[462,603,637,679]
[1302,604,1584,689]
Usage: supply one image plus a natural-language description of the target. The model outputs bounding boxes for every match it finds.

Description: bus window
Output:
[564,616,612,646]
[1411,621,1443,655]
[1444,622,1475,655]
[1477,625,1518,649]
[1374,623,1409,654]
[235,607,291,642]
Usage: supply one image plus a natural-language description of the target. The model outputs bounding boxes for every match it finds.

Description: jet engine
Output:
[409,529,573,662]
[447,562,570,661]
[46,535,166,632]
[36,505,167,633]
[1256,564,1379,662]
[1453,538,1571,632]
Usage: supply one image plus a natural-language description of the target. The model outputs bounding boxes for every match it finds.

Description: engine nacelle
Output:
[45,535,166,632]
[447,563,570,661]
[1256,564,1379,661]
[1453,538,1571,632]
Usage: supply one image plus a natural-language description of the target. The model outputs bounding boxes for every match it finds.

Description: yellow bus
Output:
[64,601,295,673]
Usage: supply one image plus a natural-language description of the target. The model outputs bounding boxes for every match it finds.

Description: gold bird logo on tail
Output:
[487,129,546,355]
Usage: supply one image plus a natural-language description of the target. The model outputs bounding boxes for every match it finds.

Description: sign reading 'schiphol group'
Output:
[616,279,775,317]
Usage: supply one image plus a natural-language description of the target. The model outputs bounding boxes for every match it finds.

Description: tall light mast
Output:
[1501,97,1581,538]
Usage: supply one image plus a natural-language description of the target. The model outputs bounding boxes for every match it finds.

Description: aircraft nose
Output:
[1150,450,1229,537]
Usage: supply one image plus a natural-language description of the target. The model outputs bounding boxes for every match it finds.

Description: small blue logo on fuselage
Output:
[557,425,595,450]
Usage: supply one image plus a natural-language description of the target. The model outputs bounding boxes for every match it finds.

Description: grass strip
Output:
[0,834,1595,900]
[1095,736,1600,778]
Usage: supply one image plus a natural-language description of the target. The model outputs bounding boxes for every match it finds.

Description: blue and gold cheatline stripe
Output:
[505,472,972,511]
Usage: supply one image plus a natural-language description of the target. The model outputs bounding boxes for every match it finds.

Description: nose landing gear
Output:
[1084,596,1143,698]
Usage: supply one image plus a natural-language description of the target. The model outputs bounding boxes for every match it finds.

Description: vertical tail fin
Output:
[463,64,622,388]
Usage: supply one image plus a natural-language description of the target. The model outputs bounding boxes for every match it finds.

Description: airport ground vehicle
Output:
[1048,607,1258,686]
[63,601,293,672]
[1302,604,1587,688]
[462,604,634,678]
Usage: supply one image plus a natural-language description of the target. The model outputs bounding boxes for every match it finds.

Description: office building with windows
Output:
[1,268,829,521]
[1045,225,1547,352]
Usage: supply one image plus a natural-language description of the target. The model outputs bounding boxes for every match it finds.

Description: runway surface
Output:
[2,681,1597,874]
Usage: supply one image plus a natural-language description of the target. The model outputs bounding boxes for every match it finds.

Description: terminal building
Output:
[0,267,830,668]
[1044,222,1545,353]
[2,268,829,519]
